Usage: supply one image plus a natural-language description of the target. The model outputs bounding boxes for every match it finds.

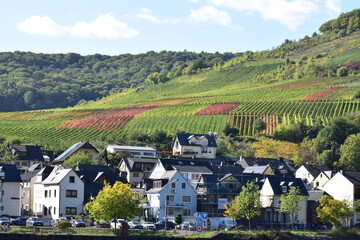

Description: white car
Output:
[127,221,143,229]
[110,219,127,229]
[141,221,156,230]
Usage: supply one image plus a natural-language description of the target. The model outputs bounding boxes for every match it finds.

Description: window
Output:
[54,207,56,214]
[69,176,75,183]
[182,209,191,216]
[281,186,287,193]
[167,208,174,216]
[66,190,78,198]
[133,173,140,178]
[166,195,175,202]
[171,182,176,188]
[65,207,77,215]
[49,190,51,198]
[182,196,191,202]
[44,190,48,198]
[182,183,186,189]
[191,174,200,180]
[54,190,56,198]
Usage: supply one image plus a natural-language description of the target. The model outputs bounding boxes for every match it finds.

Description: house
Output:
[313,170,334,190]
[0,164,22,217]
[9,144,46,173]
[295,165,331,189]
[172,133,217,159]
[145,170,197,222]
[53,141,99,165]
[307,189,327,225]
[33,165,84,219]
[74,163,123,204]
[260,176,308,227]
[323,171,360,226]
[238,156,295,177]
[118,157,158,187]
[20,163,42,216]
[107,145,158,158]
[196,173,264,218]
[149,158,213,188]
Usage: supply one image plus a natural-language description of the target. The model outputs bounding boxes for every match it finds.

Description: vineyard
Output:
[0,32,360,150]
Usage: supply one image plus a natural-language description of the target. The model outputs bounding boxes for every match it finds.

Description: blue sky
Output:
[0,0,358,56]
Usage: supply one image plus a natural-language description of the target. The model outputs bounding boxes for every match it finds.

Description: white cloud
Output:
[209,0,319,31]
[188,0,202,2]
[17,16,67,37]
[324,0,342,13]
[17,14,139,39]
[71,14,138,39]
[189,5,232,26]
[136,8,161,23]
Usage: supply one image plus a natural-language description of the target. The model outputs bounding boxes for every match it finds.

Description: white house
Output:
[33,165,84,219]
[323,171,360,226]
[172,133,217,159]
[149,158,213,188]
[260,176,308,226]
[146,170,197,222]
[107,145,158,158]
[0,164,21,217]
[295,165,330,189]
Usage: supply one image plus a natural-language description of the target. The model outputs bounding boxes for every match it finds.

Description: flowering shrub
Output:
[195,102,241,115]
[299,87,345,101]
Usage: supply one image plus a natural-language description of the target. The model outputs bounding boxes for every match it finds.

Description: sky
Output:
[0,0,358,56]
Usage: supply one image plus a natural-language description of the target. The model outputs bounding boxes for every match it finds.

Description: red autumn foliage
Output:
[299,87,346,102]
[195,102,241,115]
[57,106,156,130]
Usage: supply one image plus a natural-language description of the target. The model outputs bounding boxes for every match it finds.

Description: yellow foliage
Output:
[251,138,300,159]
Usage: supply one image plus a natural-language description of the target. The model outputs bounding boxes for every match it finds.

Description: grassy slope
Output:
[0,33,360,150]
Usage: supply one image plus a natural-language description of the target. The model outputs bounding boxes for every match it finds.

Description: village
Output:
[0,132,357,231]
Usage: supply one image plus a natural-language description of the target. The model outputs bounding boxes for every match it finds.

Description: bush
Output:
[337,67,348,77]
[56,220,71,229]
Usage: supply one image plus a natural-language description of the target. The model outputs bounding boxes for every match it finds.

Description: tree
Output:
[224,181,261,230]
[316,195,353,230]
[63,152,95,169]
[253,119,266,135]
[339,133,360,171]
[223,123,239,137]
[174,213,183,226]
[84,181,141,228]
[279,187,306,229]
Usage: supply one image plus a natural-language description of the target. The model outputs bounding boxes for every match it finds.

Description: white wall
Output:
[323,173,354,204]
[1,182,21,216]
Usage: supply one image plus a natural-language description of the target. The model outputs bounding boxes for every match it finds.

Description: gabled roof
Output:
[0,164,22,182]
[21,169,40,182]
[266,175,308,196]
[243,165,271,175]
[174,133,217,147]
[239,156,295,175]
[342,171,360,186]
[301,165,331,179]
[10,145,44,162]
[75,164,121,184]
[53,141,99,163]
[42,166,72,184]
[159,158,213,173]
[211,164,244,176]
[120,157,158,171]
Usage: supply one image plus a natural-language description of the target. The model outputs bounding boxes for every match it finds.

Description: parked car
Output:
[110,219,127,229]
[70,219,86,228]
[141,221,156,230]
[154,221,175,230]
[26,217,44,226]
[0,217,11,225]
[10,217,27,226]
[180,222,195,230]
[127,221,143,229]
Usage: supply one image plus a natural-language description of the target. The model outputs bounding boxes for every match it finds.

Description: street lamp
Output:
[164,178,178,235]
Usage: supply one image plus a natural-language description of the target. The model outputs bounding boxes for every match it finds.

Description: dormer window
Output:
[69,176,75,183]
[281,186,287,193]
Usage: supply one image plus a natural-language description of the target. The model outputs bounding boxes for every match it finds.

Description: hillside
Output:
[0,10,360,150]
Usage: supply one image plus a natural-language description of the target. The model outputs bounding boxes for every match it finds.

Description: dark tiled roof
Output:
[343,172,360,186]
[174,133,217,147]
[266,175,308,196]
[11,145,44,161]
[303,165,331,179]
[123,158,158,171]
[53,141,99,163]
[0,164,22,182]
[159,158,213,172]
[211,164,244,176]
[21,169,40,181]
